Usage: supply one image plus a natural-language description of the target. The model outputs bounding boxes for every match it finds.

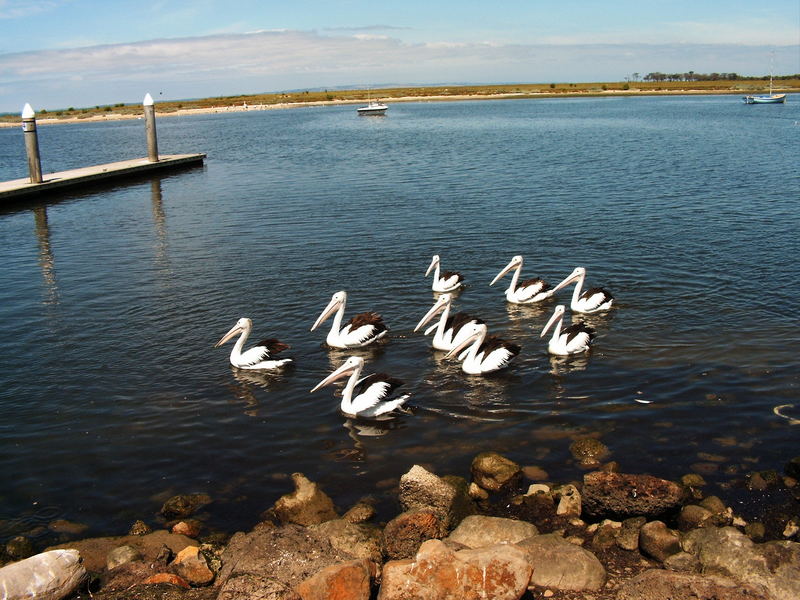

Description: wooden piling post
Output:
[22,103,43,184]
[143,93,159,162]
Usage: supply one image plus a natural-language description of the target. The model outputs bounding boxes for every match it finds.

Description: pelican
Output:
[445,322,520,375]
[414,293,485,351]
[215,317,292,369]
[551,267,614,313]
[490,255,553,304]
[311,291,388,348]
[425,255,464,293]
[540,304,595,356]
[311,356,410,419]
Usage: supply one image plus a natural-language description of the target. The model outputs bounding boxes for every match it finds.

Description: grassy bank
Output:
[2,79,799,124]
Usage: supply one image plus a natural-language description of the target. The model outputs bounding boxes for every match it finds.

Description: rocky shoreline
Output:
[1,450,799,600]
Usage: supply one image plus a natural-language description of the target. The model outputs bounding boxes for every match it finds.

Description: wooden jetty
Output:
[0,154,205,202]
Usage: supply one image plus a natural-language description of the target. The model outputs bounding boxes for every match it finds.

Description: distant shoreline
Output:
[0,87,791,129]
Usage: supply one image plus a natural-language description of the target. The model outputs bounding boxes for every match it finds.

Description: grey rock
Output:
[554,483,581,517]
[639,520,682,562]
[105,545,142,570]
[617,569,768,600]
[310,518,383,562]
[678,504,714,531]
[517,533,606,591]
[445,515,538,549]
[398,465,475,529]
[682,526,800,600]
[616,516,646,551]
[270,473,338,526]
[663,551,701,572]
[215,523,355,600]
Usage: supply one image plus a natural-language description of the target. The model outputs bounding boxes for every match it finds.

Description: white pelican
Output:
[551,267,614,313]
[445,322,520,375]
[311,356,410,419]
[414,293,484,351]
[425,255,464,293]
[215,317,292,369]
[490,255,553,304]
[311,291,388,349]
[540,304,595,356]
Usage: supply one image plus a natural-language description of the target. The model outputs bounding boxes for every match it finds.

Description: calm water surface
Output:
[0,96,798,541]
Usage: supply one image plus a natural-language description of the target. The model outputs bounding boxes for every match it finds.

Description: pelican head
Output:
[552,267,586,293]
[310,356,364,392]
[425,255,441,277]
[215,317,253,347]
[490,255,523,286]
[414,293,451,332]
[444,322,487,359]
[540,305,566,338]
[311,291,347,331]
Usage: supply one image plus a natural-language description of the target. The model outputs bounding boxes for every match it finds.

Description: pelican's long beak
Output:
[445,327,482,359]
[425,256,438,277]
[215,324,242,348]
[490,259,517,286]
[311,296,342,331]
[414,296,449,332]
[310,362,356,393]
[540,306,565,337]
[551,269,581,294]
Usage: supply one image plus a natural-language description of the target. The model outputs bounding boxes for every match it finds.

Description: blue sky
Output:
[1,0,798,112]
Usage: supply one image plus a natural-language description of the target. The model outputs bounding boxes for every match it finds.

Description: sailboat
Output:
[743,55,787,104]
[357,89,388,116]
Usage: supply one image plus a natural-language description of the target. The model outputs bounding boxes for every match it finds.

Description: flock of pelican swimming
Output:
[215,255,614,420]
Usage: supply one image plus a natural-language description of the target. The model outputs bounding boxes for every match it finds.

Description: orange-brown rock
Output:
[295,558,375,600]
[379,539,531,600]
[142,572,190,588]
[172,545,214,586]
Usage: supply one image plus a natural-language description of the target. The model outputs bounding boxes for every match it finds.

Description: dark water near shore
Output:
[0,96,798,542]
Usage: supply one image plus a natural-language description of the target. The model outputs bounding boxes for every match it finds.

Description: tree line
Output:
[639,71,798,82]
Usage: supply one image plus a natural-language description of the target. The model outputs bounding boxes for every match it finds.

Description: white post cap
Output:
[22,103,35,119]
[143,93,154,106]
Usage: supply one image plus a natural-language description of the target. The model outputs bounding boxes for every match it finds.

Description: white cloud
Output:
[0,0,61,19]
[1,29,797,112]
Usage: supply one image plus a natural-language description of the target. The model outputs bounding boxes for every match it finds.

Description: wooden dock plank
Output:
[0,153,206,201]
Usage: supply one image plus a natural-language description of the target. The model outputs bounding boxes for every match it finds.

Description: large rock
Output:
[310,519,383,562]
[0,549,86,600]
[398,465,475,529]
[446,515,538,549]
[215,524,355,600]
[47,530,196,573]
[682,526,800,600]
[582,471,684,519]
[295,559,374,600]
[471,452,522,493]
[270,473,339,526]
[379,539,531,600]
[516,533,606,591]
[382,509,444,560]
[617,569,769,600]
